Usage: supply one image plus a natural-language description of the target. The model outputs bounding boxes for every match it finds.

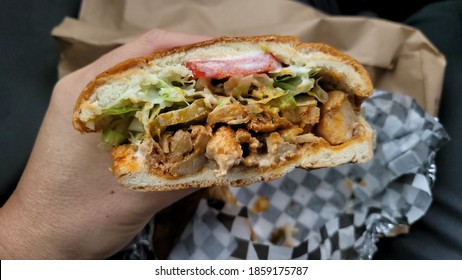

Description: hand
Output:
[0,29,211,259]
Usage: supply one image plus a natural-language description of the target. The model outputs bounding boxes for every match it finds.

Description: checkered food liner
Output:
[123,91,450,260]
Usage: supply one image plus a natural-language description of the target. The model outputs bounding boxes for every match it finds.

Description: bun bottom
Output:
[113,117,374,192]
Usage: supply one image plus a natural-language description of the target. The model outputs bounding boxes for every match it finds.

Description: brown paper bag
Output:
[52,0,446,116]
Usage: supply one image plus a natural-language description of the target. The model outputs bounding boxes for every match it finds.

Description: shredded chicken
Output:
[235,128,252,143]
[206,126,243,176]
[246,109,290,132]
[160,133,172,153]
[190,125,211,152]
[243,132,296,168]
[302,106,321,127]
[235,128,262,153]
[279,127,304,142]
[169,125,211,176]
[279,126,320,144]
[170,153,207,175]
[146,126,211,177]
[167,130,193,162]
[266,132,296,157]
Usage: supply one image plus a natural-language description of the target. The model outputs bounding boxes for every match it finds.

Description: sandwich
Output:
[73,35,374,191]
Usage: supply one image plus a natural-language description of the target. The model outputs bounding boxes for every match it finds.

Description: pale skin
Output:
[0,29,211,259]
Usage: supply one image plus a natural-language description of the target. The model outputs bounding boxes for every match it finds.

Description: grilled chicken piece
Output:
[247,109,290,132]
[167,130,193,162]
[190,125,211,152]
[235,128,262,153]
[169,126,211,176]
[243,132,296,168]
[316,90,358,145]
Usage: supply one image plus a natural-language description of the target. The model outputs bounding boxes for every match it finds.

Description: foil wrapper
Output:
[121,91,450,260]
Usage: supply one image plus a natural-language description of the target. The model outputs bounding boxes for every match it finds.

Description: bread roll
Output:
[73,35,374,191]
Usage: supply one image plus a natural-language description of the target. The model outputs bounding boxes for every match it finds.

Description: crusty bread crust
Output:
[73,35,373,132]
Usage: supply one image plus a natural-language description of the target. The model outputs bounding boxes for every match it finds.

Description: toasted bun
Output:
[73,35,374,191]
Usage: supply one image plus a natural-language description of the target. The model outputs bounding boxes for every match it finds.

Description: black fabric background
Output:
[1,0,460,259]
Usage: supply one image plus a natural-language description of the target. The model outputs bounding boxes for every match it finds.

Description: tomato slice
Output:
[186,52,281,79]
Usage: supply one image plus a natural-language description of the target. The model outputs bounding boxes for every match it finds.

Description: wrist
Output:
[0,173,95,259]
[0,192,62,259]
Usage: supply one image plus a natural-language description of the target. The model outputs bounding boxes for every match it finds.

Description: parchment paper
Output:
[51,0,446,116]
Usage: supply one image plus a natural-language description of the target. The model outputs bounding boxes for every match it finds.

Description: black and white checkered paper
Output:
[123,91,450,260]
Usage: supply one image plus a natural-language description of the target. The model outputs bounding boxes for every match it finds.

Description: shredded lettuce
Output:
[128,118,144,132]
[269,94,297,110]
[216,96,232,108]
[102,129,127,146]
[270,65,328,103]
[157,65,195,88]
[223,74,273,98]
[251,87,286,104]
[141,79,188,108]
[101,116,131,146]
[273,76,300,91]
[99,65,197,142]
[310,77,329,103]
[128,132,145,145]
[102,106,140,115]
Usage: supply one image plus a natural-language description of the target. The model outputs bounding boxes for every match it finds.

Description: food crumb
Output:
[344,178,354,191]
[270,224,299,247]
[245,220,258,243]
[206,186,237,205]
[344,177,367,190]
[251,196,270,213]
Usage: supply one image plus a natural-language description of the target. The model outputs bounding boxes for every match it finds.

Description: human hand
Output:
[0,29,211,259]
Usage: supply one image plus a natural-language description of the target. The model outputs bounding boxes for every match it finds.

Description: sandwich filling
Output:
[78,49,367,178]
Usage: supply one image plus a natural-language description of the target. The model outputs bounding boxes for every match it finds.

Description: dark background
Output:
[1,0,461,259]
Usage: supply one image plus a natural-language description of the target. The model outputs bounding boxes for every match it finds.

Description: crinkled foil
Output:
[121,91,450,260]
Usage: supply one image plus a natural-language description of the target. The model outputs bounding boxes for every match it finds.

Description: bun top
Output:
[73,35,373,132]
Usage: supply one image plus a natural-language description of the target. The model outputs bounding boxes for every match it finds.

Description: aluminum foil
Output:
[121,91,450,260]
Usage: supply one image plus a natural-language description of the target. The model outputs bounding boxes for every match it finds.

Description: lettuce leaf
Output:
[270,65,329,103]
[310,77,329,103]
[102,129,127,146]
[102,106,140,115]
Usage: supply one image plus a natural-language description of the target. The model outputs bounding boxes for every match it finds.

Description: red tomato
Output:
[186,52,281,78]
